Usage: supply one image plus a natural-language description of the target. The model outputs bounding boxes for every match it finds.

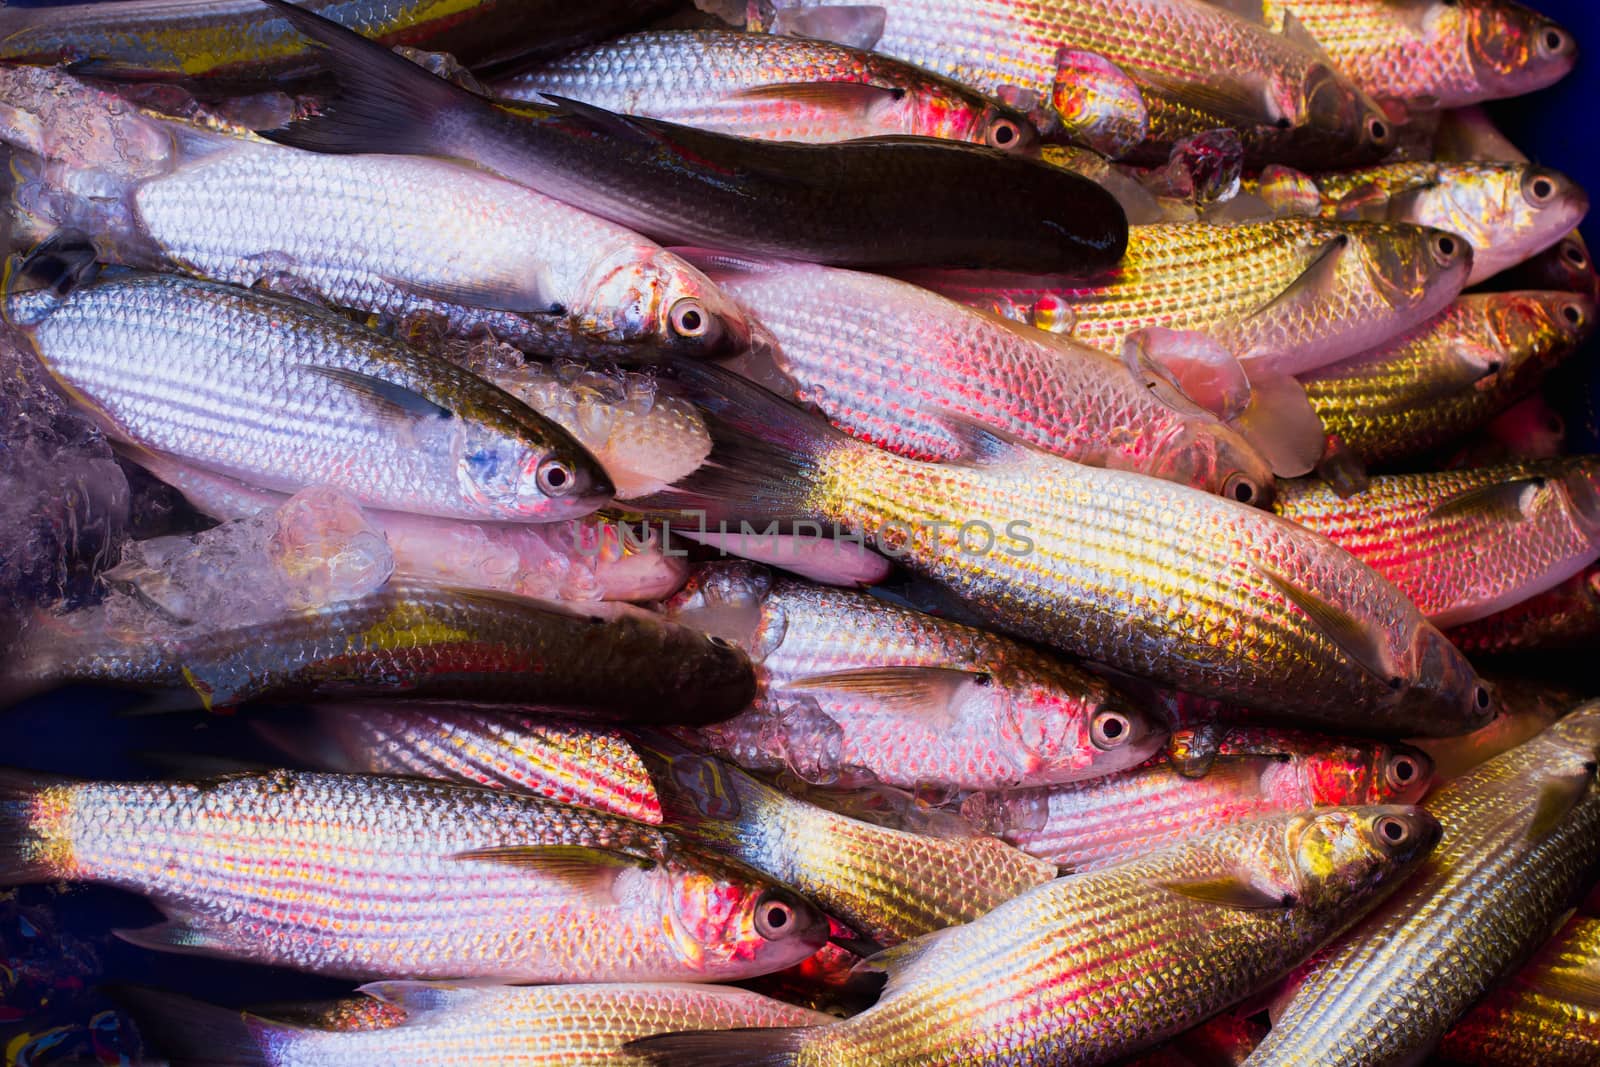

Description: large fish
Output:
[0,0,677,81]
[701,254,1282,497]
[1245,703,1600,1067]
[4,582,754,721]
[0,65,749,360]
[914,217,1473,377]
[495,29,1040,153]
[258,0,1128,273]
[1275,459,1600,627]
[761,0,1393,166]
[628,806,1439,1065]
[660,562,1162,791]
[9,266,611,524]
[0,769,828,982]
[1000,728,1434,871]
[636,363,1494,735]
[1301,291,1593,466]
[1248,161,1587,284]
[124,982,835,1066]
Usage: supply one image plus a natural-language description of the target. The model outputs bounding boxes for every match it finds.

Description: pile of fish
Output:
[0,0,1598,1063]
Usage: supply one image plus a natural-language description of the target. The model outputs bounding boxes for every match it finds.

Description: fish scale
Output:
[13,770,825,983]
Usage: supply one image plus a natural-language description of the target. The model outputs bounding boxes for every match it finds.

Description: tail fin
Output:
[624,1027,811,1067]
[0,767,75,883]
[113,987,279,1067]
[632,359,847,532]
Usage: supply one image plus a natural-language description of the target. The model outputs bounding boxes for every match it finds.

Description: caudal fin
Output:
[624,1027,812,1067]
[0,767,75,883]
[113,987,280,1067]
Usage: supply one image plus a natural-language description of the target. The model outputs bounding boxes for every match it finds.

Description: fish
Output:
[1495,232,1600,303]
[636,361,1494,736]
[1000,728,1434,872]
[1244,702,1600,1067]
[1274,458,1600,627]
[912,217,1473,377]
[259,704,665,824]
[700,253,1281,497]
[660,561,1164,791]
[1446,562,1600,656]
[635,737,1059,946]
[8,264,613,525]
[1212,0,1577,111]
[123,982,836,1066]
[494,29,1040,153]
[1247,161,1588,284]
[0,0,676,82]
[1300,291,1594,466]
[258,0,1129,273]
[627,805,1440,1066]
[760,0,1393,167]
[3,581,755,721]
[0,65,750,360]
[1438,916,1600,1067]
[1414,678,1577,782]
[0,769,828,982]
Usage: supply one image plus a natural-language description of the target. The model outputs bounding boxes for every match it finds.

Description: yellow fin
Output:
[1158,873,1297,910]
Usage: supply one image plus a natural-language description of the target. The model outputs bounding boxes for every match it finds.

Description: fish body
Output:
[1246,0,1577,110]
[1446,563,1600,655]
[791,0,1391,165]
[708,255,1274,501]
[0,770,827,982]
[127,982,835,1066]
[496,29,1037,152]
[661,562,1162,791]
[6,582,754,721]
[640,366,1493,735]
[263,1,1128,273]
[916,217,1472,376]
[1004,730,1433,871]
[629,806,1440,1066]
[1302,291,1593,465]
[266,704,664,824]
[1275,458,1600,626]
[1245,703,1600,1067]
[0,0,674,81]
[12,271,611,524]
[0,65,749,359]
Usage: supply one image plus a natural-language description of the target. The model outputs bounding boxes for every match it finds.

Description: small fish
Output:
[261,704,664,824]
[10,266,612,525]
[496,29,1039,153]
[1275,458,1600,627]
[4,582,754,722]
[0,769,828,982]
[123,982,835,1066]
[628,806,1440,1066]
[1439,916,1600,1067]
[914,217,1474,377]
[1301,291,1594,466]
[661,562,1159,791]
[635,362,1494,736]
[1249,161,1588,284]
[1496,232,1600,303]
[635,737,1059,946]
[0,65,750,359]
[1001,728,1434,871]
[1246,703,1600,1067]
[1446,562,1600,656]
[260,0,1129,274]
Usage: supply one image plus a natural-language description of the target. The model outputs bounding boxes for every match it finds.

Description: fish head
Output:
[1287,804,1441,908]
[905,89,1038,155]
[993,664,1165,781]
[1297,741,1435,806]
[1475,290,1596,395]
[582,246,752,359]
[1556,458,1600,541]
[1459,0,1577,100]
[1150,419,1277,507]
[1387,623,1498,733]
[1391,165,1587,283]
[1296,63,1394,157]
[453,415,613,521]
[1354,223,1473,314]
[657,846,830,977]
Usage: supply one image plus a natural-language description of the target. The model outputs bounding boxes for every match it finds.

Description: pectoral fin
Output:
[1158,873,1297,910]
[785,666,990,724]
[1427,478,1546,523]
[1527,765,1597,842]
[303,365,453,422]
[1257,564,1394,682]
[732,81,906,117]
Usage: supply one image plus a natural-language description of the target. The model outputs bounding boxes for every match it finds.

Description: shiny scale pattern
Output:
[1446,563,1600,655]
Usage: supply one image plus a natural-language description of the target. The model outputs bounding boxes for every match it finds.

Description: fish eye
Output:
[1385,755,1419,789]
[708,634,736,650]
[1224,473,1261,506]
[1541,27,1573,56]
[986,117,1022,150]
[753,891,797,939]
[1564,243,1589,269]
[669,298,711,339]
[1090,710,1132,749]
[1431,233,1461,264]
[1474,684,1492,710]
[1562,302,1587,329]
[536,458,578,497]
[1366,116,1390,145]
[1375,815,1411,846]
[1523,170,1561,207]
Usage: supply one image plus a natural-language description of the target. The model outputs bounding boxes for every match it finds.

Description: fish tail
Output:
[624,1026,817,1066]
[113,987,283,1067]
[0,767,76,883]
[633,358,849,533]
[256,0,485,159]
